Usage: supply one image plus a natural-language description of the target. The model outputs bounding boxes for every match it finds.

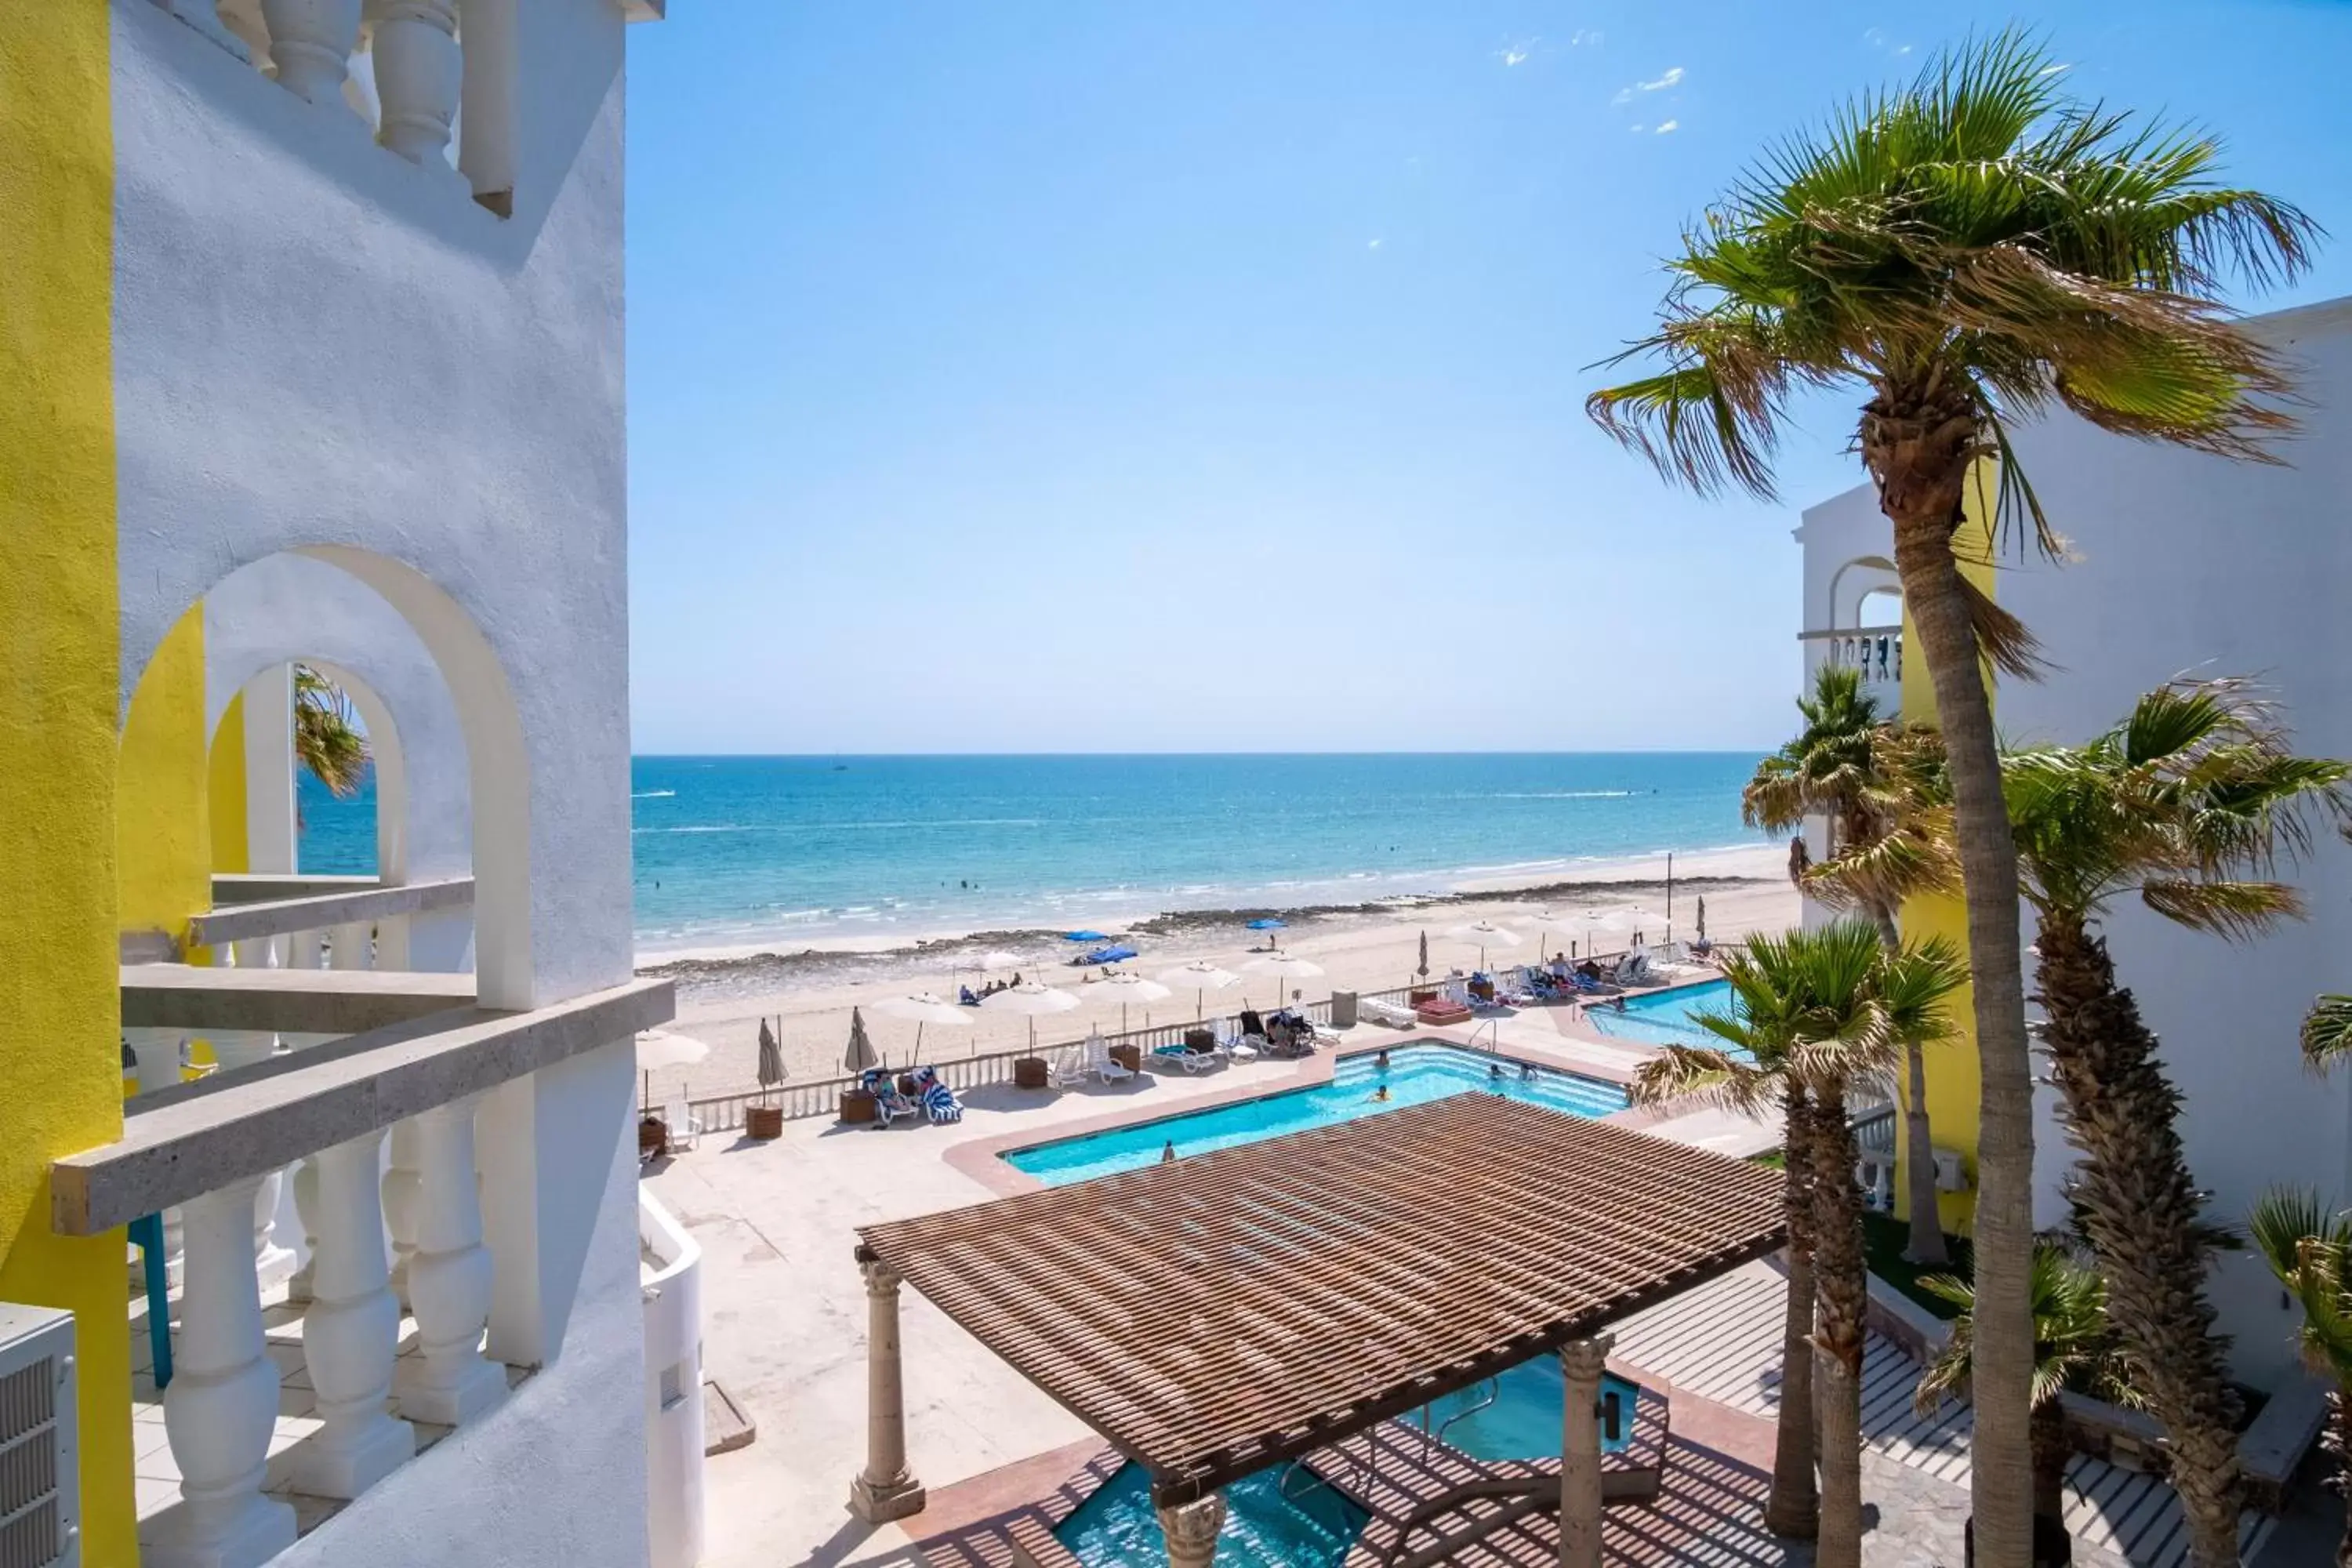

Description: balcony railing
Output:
[70,971,672,1565]
[1799,622,1904,692]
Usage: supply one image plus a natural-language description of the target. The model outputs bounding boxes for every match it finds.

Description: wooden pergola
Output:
[848,1094,1786,1566]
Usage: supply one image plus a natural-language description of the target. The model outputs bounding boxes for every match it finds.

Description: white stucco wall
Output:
[111,0,655,1558]
[1792,296,2352,1391]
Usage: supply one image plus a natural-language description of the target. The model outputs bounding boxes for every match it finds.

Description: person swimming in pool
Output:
[1519,1061,1534,1080]
[1369,1085,1391,1103]
[1486,1061,1503,1080]
[1374,1048,1390,1069]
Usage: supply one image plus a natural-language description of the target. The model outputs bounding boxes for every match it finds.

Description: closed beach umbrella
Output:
[874,991,973,1061]
[637,1029,710,1109]
[843,1007,879,1075]
[1243,949,1323,1008]
[1160,960,1240,1019]
[1418,929,1429,980]
[981,979,1082,1051]
[1447,920,1523,972]
[755,1020,785,1103]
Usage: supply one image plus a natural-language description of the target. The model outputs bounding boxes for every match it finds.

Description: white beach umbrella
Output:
[1577,906,1633,959]
[636,1029,709,1108]
[1243,949,1323,1009]
[977,949,1027,973]
[1160,960,1240,1020]
[980,979,1082,1051]
[1090,970,1174,1035]
[873,991,974,1061]
[1446,920,1523,971]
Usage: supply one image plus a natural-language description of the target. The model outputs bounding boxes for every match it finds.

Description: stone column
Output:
[329,920,373,972]
[149,1180,296,1568]
[394,1095,506,1425]
[296,1133,416,1497]
[368,0,461,165]
[1156,1493,1226,1568]
[846,1253,926,1523]
[1558,1334,1613,1568]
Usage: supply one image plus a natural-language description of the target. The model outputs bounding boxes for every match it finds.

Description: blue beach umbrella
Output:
[1063,930,1109,943]
[1246,918,1284,931]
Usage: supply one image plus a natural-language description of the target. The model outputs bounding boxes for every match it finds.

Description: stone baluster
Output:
[330,920,373,972]
[394,1096,506,1424]
[152,0,253,60]
[285,1157,321,1305]
[125,1026,187,1098]
[259,0,362,106]
[296,1133,416,1497]
[1156,1494,1226,1568]
[848,1250,927,1523]
[368,0,460,165]
[148,1180,296,1568]
[287,928,325,970]
[1557,1334,1613,1568]
[382,1120,423,1308]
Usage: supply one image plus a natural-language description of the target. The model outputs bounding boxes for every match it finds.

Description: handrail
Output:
[1796,622,1904,641]
[187,875,475,948]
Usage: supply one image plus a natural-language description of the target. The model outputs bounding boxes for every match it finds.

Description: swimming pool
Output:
[1003,1045,1630,1186]
[1051,1367,1646,1568]
[1055,1461,1367,1568]
[1583,978,1737,1049]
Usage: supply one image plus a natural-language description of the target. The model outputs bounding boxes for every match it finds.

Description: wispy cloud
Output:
[1497,37,1536,67]
[1863,27,1914,56]
[1569,28,1602,47]
[1639,66,1684,91]
[1367,238,1384,251]
[1612,87,1633,106]
[1654,120,1679,134]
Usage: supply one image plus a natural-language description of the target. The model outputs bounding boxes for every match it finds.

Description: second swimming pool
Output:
[1003,1044,1629,1186]
[1582,976,1736,1049]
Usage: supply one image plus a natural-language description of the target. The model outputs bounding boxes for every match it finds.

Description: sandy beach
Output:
[636,841,1798,1104]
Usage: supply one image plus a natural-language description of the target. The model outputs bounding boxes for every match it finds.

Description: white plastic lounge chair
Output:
[1152,1044,1217,1075]
[1080,1033,1134,1083]
[870,1083,922,1128]
[662,1096,703,1152]
[1359,997,1416,1029]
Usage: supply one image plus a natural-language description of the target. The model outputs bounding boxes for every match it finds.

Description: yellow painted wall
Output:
[0,4,139,1559]
[211,693,250,875]
[1896,462,2001,1236]
[120,607,214,956]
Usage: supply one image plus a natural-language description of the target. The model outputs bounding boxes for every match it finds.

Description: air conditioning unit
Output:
[1853,1155,1894,1211]
[0,1304,78,1568]
[1932,1147,1969,1192]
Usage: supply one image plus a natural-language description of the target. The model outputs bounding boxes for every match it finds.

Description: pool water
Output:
[1004,1045,1630,1186]
[1055,1460,1367,1568]
[1583,978,1737,1049]
[1417,1364,1645,1461]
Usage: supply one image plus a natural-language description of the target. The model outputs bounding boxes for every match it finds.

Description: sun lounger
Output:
[862,1070,922,1128]
[1152,1044,1218,1074]
[662,1095,702,1152]
[908,1066,962,1124]
[1359,997,1417,1029]
[1414,997,1474,1026]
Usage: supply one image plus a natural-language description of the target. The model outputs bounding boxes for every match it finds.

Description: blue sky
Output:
[624,2,2352,755]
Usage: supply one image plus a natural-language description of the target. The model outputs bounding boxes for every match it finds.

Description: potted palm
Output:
[746,1018,786,1139]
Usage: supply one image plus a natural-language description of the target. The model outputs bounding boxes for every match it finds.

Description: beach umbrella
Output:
[981,979,1082,1051]
[1614,906,1665,946]
[843,1008,879,1075]
[1578,906,1633,959]
[1160,960,1240,1019]
[1062,930,1109,943]
[873,991,973,1061]
[755,1020,785,1104]
[1447,920,1523,972]
[977,949,1025,972]
[1244,917,1285,951]
[1091,971,1173,1035]
[1417,930,1429,980]
[637,1029,710,1109]
[1243,949,1323,1009]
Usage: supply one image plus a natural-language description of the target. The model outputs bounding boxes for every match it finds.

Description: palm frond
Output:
[292,665,370,799]
[2137,878,2302,940]
[2301,996,2352,1074]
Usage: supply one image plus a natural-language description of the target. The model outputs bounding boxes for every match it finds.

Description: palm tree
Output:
[293,664,369,797]
[2005,681,2346,1565]
[1585,34,2316,1559]
[1748,662,1960,1262]
[1631,936,1824,1540]
[1916,1246,2125,1553]
[2246,1189,2352,1568]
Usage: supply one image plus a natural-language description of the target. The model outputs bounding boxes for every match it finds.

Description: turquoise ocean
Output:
[300,753,1766,958]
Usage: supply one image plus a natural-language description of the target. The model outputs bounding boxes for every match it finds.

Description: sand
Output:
[633,841,1799,1106]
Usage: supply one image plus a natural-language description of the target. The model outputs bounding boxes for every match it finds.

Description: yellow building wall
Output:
[1896,463,2000,1236]
[120,607,215,956]
[0,3,139,1559]
[211,693,251,875]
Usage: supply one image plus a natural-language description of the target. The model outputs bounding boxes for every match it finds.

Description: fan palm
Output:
[1748,663,1960,1262]
[2005,680,2347,1564]
[2246,1189,2352,1568]
[1586,33,2316,1559]
[293,664,369,797]
[1916,1246,2124,1544]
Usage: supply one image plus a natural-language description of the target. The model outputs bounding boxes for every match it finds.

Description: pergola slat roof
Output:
[858,1094,1785,1504]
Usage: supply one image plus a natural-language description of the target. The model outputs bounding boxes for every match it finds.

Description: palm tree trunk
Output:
[2035,915,2242,1567]
[1768,1082,1820,1540]
[1871,400,2035,1567]
[1902,1036,1948,1265]
[2028,1401,2072,1535]
[1809,1081,1867,1568]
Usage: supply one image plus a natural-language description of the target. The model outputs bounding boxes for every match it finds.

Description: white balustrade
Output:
[296,1134,416,1497]
[368,0,460,166]
[149,1179,296,1568]
[285,1157,321,1305]
[383,1120,423,1309]
[153,0,253,60]
[125,1025,187,1098]
[329,920,373,972]
[258,0,362,107]
[394,1095,506,1425]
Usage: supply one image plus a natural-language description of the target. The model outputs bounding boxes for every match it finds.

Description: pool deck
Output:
[648,977,1782,1568]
